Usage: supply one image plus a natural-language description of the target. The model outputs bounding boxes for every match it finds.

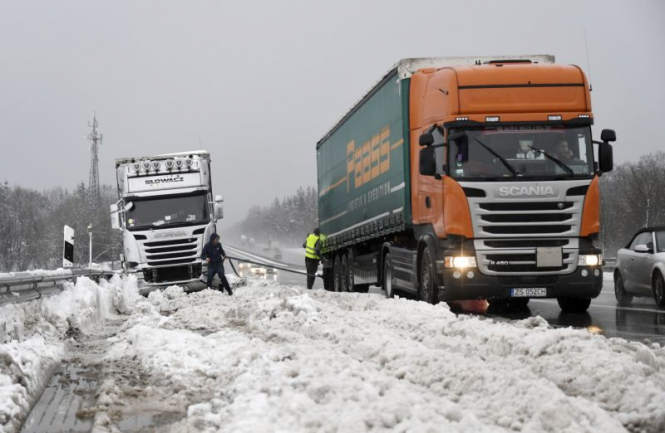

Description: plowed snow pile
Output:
[0,274,138,433]
[95,281,665,433]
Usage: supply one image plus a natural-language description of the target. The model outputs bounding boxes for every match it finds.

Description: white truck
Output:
[110,151,224,291]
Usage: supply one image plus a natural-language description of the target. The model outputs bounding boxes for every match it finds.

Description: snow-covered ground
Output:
[96,280,664,432]
[0,275,138,433]
[3,275,665,432]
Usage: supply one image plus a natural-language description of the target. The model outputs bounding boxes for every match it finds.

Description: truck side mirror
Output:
[214,203,224,220]
[215,194,224,203]
[110,204,121,230]
[419,133,434,146]
[600,129,616,143]
[598,142,613,173]
[419,146,437,177]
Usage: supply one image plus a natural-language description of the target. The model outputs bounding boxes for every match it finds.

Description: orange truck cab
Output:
[316,56,615,313]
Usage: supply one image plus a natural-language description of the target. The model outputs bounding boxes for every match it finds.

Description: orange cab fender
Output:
[443,176,473,238]
[581,176,600,237]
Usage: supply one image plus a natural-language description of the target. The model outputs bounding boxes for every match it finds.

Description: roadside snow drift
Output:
[95,281,665,433]
[0,274,138,433]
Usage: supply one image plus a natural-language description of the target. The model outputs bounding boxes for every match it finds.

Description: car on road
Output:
[615,227,665,306]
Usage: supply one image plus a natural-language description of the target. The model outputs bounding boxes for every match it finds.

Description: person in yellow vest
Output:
[302,227,321,289]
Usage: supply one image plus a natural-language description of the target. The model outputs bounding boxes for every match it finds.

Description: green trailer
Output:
[317,68,411,254]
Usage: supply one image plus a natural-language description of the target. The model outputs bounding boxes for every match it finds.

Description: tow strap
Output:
[225,256,322,279]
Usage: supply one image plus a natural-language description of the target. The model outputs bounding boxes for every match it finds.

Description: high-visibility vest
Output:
[305,234,320,259]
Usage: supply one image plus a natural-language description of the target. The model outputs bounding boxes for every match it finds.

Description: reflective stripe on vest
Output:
[305,234,320,259]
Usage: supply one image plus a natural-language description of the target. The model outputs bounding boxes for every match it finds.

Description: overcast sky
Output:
[1,0,663,223]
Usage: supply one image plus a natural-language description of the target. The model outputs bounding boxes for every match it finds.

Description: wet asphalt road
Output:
[226,245,665,346]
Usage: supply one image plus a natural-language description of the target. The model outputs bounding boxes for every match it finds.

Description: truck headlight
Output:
[445,256,477,269]
[578,254,602,267]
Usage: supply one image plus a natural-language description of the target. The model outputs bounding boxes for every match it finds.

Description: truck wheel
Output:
[614,272,633,305]
[557,297,591,313]
[383,253,395,298]
[508,298,529,308]
[333,255,342,292]
[653,272,665,306]
[419,247,438,305]
[340,253,350,292]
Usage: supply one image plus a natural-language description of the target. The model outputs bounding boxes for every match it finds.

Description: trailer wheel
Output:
[333,255,342,292]
[557,297,591,313]
[419,247,438,305]
[383,253,395,298]
[340,253,350,292]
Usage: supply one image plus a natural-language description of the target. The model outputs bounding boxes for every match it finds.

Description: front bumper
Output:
[440,266,603,301]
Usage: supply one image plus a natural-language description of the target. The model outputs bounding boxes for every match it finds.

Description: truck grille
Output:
[473,200,580,237]
[141,238,199,267]
[463,180,589,276]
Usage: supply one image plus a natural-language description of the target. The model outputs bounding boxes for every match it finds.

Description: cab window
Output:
[432,128,447,175]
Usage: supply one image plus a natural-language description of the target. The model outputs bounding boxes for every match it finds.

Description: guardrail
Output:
[603,257,617,272]
[0,269,117,306]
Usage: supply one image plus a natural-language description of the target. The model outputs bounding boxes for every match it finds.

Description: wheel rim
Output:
[384,258,393,298]
[421,253,433,302]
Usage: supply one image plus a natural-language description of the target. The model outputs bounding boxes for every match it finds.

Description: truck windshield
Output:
[126,192,209,231]
[448,125,595,180]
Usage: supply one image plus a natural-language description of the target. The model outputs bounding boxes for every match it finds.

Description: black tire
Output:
[418,247,438,305]
[383,253,395,298]
[333,255,342,292]
[653,272,665,307]
[340,253,350,292]
[346,250,357,291]
[557,297,591,313]
[322,266,334,291]
[614,272,633,305]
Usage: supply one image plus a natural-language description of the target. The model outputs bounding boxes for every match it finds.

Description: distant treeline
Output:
[228,186,318,247]
[600,151,665,256]
[0,182,120,272]
[2,152,663,271]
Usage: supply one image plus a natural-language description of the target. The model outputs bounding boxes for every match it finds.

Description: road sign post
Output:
[63,226,75,268]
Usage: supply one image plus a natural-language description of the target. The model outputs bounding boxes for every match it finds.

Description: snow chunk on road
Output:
[103,282,665,432]
[0,275,138,433]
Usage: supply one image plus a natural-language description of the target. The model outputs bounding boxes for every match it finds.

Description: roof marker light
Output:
[578,114,590,118]
[185,159,193,167]
[132,163,140,171]
[456,117,469,121]
[165,160,174,169]
[548,115,562,121]
[151,161,161,170]
[142,162,150,171]
[485,116,500,122]
[175,160,183,168]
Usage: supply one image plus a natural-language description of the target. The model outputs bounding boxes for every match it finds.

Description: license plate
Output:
[510,288,547,297]
[537,247,562,267]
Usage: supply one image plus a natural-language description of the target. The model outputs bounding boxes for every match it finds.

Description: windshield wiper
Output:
[527,145,574,176]
[473,137,518,178]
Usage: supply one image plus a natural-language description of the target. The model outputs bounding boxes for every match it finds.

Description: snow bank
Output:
[0,275,138,433]
[101,282,665,432]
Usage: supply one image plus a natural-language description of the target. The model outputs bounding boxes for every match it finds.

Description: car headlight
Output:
[578,254,602,267]
[445,256,477,269]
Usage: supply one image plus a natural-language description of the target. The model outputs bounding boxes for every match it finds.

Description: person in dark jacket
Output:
[303,227,321,290]
[201,233,233,295]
